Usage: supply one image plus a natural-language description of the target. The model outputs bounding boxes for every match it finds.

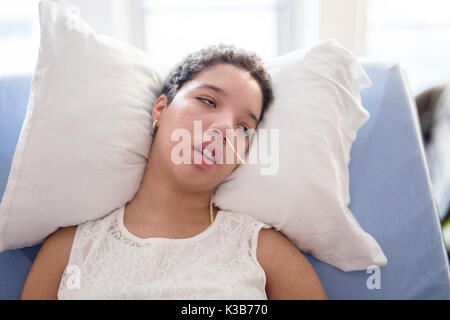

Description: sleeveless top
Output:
[57,205,273,300]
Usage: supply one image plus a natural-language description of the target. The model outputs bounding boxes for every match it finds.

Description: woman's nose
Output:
[210,128,225,141]
[206,128,226,149]
[207,126,236,145]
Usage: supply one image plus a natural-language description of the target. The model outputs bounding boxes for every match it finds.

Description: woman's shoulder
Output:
[21,208,121,298]
[21,225,78,299]
[74,206,121,235]
[255,227,329,299]
[44,225,78,254]
[36,223,83,274]
[38,207,120,263]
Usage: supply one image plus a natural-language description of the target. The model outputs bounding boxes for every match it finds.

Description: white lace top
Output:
[57,205,272,300]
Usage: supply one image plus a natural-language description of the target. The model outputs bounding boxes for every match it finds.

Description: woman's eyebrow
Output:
[247,111,258,125]
[196,82,258,125]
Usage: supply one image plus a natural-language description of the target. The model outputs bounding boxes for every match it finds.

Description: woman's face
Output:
[150,63,263,191]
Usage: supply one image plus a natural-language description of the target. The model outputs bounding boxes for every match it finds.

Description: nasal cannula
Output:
[210,137,246,224]
[225,136,246,166]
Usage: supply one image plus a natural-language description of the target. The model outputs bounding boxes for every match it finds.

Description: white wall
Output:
[278,0,321,54]
[319,0,366,55]
[279,0,367,55]
[60,0,145,49]
[60,0,366,56]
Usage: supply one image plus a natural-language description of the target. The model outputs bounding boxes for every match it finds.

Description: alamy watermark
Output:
[169,120,280,175]
[65,264,81,290]
[366,265,381,290]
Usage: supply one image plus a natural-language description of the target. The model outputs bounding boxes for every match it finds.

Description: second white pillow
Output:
[214,39,388,272]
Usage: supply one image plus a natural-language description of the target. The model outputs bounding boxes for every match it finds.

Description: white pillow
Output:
[214,40,388,272]
[0,1,387,272]
[0,1,168,250]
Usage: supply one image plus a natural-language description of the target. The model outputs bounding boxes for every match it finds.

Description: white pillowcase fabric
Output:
[0,1,387,272]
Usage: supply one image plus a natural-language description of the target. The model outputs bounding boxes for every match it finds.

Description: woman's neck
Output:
[124,159,218,228]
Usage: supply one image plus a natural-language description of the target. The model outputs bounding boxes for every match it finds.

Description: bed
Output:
[0,61,449,299]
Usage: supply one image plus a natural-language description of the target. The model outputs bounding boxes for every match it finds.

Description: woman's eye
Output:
[238,124,250,135]
[198,98,216,108]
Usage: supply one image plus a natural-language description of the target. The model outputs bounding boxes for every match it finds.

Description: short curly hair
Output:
[158,44,274,129]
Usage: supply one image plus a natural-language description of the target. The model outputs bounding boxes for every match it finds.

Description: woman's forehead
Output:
[187,65,262,102]
[194,63,253,83]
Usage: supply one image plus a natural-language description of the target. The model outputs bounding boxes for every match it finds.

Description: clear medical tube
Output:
[210,137,245,224]
[225,137,246,166]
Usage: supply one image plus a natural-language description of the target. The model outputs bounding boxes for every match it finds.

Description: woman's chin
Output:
[178,162,216,179]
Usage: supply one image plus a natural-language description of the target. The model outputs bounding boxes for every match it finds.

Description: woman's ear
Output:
[152,94,168,122]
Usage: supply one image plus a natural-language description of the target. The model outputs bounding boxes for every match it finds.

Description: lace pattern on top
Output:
[58,206,272,300]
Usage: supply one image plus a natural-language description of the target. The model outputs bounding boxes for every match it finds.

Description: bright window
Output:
[0,0,40,76]
[365,0,450,94]
[141,0,280,66]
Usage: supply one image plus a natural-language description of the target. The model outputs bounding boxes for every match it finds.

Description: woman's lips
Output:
[201,141,216,156]
[193,147,216,169]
